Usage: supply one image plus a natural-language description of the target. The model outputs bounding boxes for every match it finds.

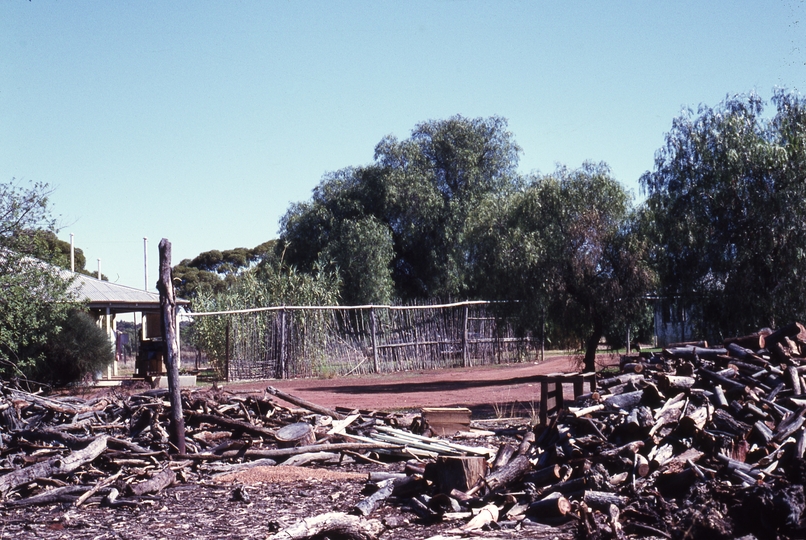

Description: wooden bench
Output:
[536,372,597,425]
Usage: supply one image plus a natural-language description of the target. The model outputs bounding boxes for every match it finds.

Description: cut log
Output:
[658,375,696,394]
[603,390,644,411]
[483,454,531,493]
[528,492,571,519]
[188,412,276,440]
[524,464,569,486]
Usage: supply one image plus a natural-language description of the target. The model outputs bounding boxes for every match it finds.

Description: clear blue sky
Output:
[2,1,804,291]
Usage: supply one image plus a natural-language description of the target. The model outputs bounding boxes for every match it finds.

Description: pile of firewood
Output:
[5,323,806,539]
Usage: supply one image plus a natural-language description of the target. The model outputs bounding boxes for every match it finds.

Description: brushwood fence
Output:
[184,301,538,381]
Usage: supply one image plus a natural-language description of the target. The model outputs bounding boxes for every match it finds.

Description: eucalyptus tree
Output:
[280,115,522,302]
[469,164,654,372]
[641,90,806,339]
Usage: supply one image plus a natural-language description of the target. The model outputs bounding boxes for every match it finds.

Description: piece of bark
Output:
[0,435,108,498]
[266,386,345,420]
[267,512,383,540]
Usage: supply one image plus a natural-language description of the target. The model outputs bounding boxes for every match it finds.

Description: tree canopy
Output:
[0,180,87,383]
[641,90,806,340]
[279,115,522,302]
[469,164,654,370]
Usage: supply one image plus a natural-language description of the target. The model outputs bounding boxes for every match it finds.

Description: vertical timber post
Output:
[279,309,287,379]
[225,319,230,382]
[541,308,546,363]
[370,307,379,373]
[156,238,186,455]
[462,304,469,367]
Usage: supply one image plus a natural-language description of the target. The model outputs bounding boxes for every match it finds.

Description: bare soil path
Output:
[222,353,617,417]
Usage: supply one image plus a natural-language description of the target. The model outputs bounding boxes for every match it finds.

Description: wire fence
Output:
[183,301,539,381]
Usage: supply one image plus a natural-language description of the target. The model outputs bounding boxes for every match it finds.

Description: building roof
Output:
[70,274,190,313]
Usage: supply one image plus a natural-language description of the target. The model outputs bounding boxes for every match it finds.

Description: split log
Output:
[267,512,383,540]
[266,386,345,420]
[0,435,108,498]
[493,443,517,469]
[461,504,499,531]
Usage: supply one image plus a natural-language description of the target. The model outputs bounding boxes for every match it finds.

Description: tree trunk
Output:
[583,316,603,373]
[157,239,186,455]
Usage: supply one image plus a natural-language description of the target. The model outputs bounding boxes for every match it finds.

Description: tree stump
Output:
[433,455,487,493]
[276,422,316,448]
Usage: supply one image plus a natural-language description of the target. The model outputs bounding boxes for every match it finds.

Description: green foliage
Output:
[190,259,341,377]
[280,115,522,301]
[641,90,806,340]
[172,240,278,298]
[0,179,81,381]
[469,163,655,370]
[25,310,114,386]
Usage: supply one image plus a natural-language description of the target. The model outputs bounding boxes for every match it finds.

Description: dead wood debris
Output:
[6,324,806,538]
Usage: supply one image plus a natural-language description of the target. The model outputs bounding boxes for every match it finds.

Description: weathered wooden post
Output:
[156,238,186,455]
[462,304,469,367]
[370,307,380,373]
[279,308,287,379]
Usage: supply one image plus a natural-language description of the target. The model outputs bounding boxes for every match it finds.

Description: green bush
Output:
[30,310,114,386]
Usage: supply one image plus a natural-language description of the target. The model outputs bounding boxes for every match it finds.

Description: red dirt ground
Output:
[222,353,619,417]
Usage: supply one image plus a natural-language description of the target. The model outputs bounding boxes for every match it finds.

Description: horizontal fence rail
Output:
[182,302,537,381]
